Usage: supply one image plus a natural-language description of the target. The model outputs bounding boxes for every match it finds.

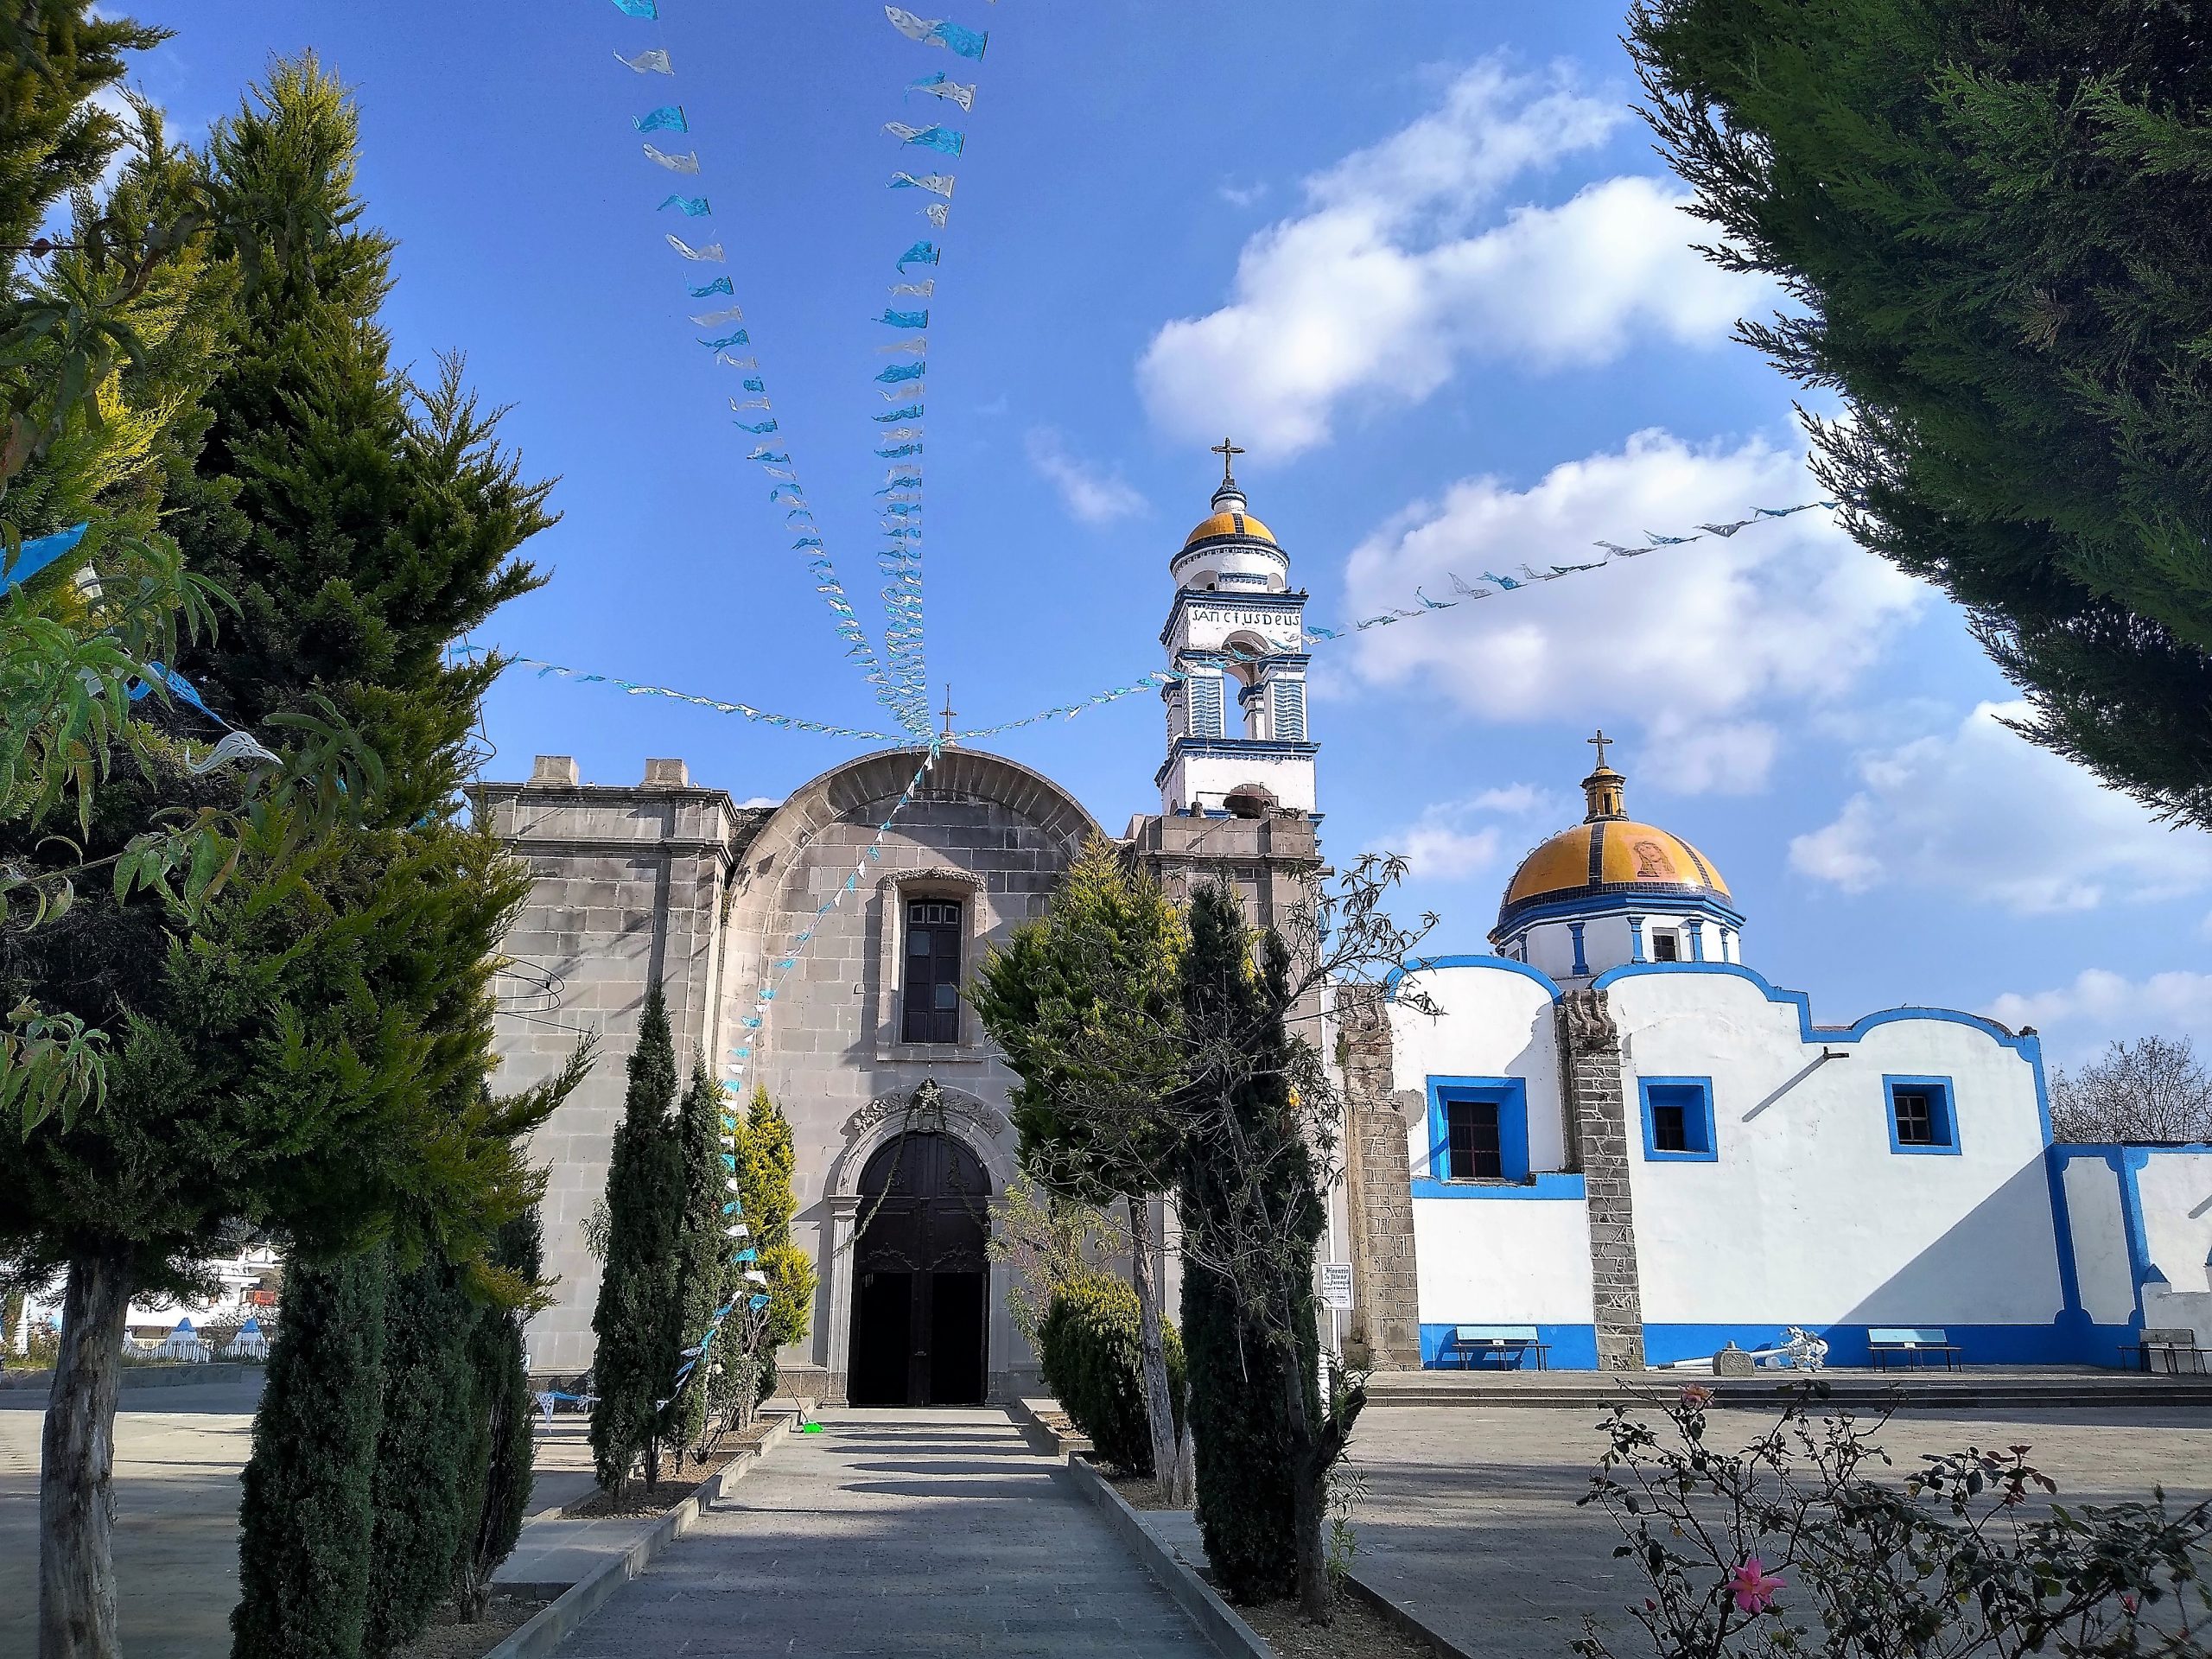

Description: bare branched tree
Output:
[2050,1037,2212,1146]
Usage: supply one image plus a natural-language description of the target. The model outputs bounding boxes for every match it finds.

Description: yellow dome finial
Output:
[1582,728,1626,822]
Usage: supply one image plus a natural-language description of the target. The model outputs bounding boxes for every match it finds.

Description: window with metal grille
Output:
[901,899,963,1044]
[1652,930,1681,962]
[1638,1078,1715,1160]
[1885,1077,1958,1154]
[1445,1098,1503,1180]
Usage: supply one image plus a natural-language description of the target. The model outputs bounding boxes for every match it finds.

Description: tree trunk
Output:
[1126,1195,1186,1505]
[1281,1351,1332,1625]
[40,1250,130,1659]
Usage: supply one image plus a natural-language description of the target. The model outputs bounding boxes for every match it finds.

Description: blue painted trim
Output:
[1496,887,1749,938]
[1424,1075,1530,1183]
[1884,1074,1961,1155]
[1164,737,1321,760]
[1685,918,1706,963]
[1412,1172,1586,1200]
[1386,954,1564,999]
[1628,914,1646,963]
[1638,1077,1718,1161]
[1420,1322,1599,1370]
[1158,586,1306,646]
[1567,921,1587,977]
[1637,1320,2082,1370]
[1589,963,2048,1062]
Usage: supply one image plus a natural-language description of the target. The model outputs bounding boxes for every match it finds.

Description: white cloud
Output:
[1983,969,2212,1065]
[1026,429,1147,525]
[1340,429,1923,793]
[1217,179,1268,210]
[1137,59,1774,455]
[1377,783,1566,882]
[1790,702,2212,912]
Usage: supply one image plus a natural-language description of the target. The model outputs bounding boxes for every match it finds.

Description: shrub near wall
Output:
[1038,1275,1184,1477]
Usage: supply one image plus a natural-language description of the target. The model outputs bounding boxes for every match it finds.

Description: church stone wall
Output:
[472,758,766,1376]
[720,748,1096,1403]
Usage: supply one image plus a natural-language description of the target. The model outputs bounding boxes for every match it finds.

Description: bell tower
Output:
[1155,441,1319,818]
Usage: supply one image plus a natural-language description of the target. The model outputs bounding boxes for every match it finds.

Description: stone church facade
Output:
[474,461,1325,1400]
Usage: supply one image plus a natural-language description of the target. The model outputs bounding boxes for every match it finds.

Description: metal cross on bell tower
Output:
[938,684,957,744]
[1211,436,1245,488]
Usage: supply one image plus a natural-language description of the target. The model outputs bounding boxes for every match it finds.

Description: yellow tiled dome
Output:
[1493,743,1732,932]
[1501,820,1729,914]
[1183,508,1276,549]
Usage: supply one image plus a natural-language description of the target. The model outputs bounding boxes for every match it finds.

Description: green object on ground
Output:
[798,1422,825,1434]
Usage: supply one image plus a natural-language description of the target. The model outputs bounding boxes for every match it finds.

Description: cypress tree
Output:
[590,983,683,1493]
[454,1208,542,1621]
[232,1251,390,1659]
[0,1,165,248]
[1630,0,2212,826]
[1175,881,1323,1607]
[670,1058,729,1457]
[360,1258,474,1656]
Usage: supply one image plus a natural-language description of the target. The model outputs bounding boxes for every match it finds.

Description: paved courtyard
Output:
[1344,1402,2212,1659]
[551,1408,1213,1658]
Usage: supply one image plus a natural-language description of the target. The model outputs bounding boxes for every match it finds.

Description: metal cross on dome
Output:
[1587,728,1614,770]
[1211,436,1244,484]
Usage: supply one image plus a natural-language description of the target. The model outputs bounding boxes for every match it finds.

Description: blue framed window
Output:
[1638,1077,1717,1161]
[1885,1075,1960,1154]
[1427,1077,1529,1183]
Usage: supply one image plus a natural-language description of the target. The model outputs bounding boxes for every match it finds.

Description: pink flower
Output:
[1680,1385,1715,1409]
[1727,1557,1786,1616]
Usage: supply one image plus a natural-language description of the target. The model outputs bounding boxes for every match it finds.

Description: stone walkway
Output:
[1344,1403,2212,1659]
[552,1408,1213,1658]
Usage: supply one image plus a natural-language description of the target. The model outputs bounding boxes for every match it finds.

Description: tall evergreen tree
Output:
[0,1,164,247]
[591,983,683,1493]
[454,1207,543,1622]
[670,1057,728,1457]
[1175,881,1315,1607]
[1630,0,2212,827]
[361,1257,474,1656]
[736,1084,813,1413]
[231,1252,389,1659]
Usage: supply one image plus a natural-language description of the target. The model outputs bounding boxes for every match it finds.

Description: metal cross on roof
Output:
[1211,436,1244,484]
[1587,728,1614,771]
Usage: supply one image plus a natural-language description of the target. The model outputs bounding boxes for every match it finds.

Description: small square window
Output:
[1427,1080,1530,1184]
[1651,931,1680,962]
[1885,1077,1959,1154]
[1639,1078,1716,1161]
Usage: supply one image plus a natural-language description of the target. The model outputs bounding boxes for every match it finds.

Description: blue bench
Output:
[1444,1325,1548,1371]
[1868,1327,1961,1371]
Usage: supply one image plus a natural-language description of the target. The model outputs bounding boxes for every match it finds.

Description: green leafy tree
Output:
[591,983,683,1493]
[231,1250,390,1659]
[0,3,162,248]
[702,1083,815,1442]
[6,50,556,1656]
[971,836,1191,1500]
[1630,0,2212,827]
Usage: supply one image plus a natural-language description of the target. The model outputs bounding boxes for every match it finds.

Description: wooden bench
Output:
[1868,1326,1961,1371]
[2121,1326,2209,1376]
[1444,1325,1549,1371]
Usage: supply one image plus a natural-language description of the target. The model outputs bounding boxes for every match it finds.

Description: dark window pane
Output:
[901,899,963,1044]
[1652,932,1679,962]
[1652,1103,1688,1151]
[1894,1091,1937,1145]
[1445,1098,1502,1179]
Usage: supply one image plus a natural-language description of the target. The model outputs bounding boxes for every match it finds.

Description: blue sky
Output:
[118,0,2212,1068]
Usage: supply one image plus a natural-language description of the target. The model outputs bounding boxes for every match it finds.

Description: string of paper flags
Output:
[603,0,912,733]
[486,499,1836,747]
[864,5,999,737]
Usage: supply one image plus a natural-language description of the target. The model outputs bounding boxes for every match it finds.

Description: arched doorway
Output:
[846,1131,991,1406]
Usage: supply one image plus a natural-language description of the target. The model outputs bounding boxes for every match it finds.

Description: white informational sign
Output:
[1319,1262,1354,1312]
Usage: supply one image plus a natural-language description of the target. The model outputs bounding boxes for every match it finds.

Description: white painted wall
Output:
[2137,1148,2212,1344]
[1412,1198,1595,1324]
[1512,911,1744,982]
[2061,1155,2138,1325]
[1611,970,2063,1327]
[1389,962,1566,1177]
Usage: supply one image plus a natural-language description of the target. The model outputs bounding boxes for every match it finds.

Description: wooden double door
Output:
[847,1131,990,1407]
